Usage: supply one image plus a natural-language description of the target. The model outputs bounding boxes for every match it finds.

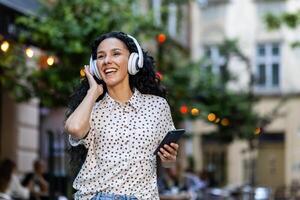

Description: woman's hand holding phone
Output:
[158,143,179,166]
[85,65,103,100]
[155,129,185,167]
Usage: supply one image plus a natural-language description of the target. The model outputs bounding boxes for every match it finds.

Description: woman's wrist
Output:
[87,88,100,101]
[161,161,176,168]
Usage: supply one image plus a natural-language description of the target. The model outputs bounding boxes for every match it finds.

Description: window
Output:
[152,1,177,37]
[168,3,177,38]
[204,45,225,74]
[152,0,161,26]
[255,43,281,90]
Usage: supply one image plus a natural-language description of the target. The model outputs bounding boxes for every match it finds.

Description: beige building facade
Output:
[186,0,300,189]
[0,91,40,173]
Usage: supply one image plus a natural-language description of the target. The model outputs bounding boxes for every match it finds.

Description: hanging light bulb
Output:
[47,56,55,66]
[207,113,216,122]
[25,48,34,58]
[157,33,166,44]
[221,118,230,126]
[180,105,188,114]
[191,108,200,116]
[1,41,9,52]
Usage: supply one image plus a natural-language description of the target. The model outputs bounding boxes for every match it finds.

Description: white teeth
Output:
[104,69,117,73]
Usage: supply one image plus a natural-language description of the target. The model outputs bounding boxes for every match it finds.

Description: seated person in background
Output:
[158,165,192,200]
[6,159,31,200]
[32,160,49,198]
[184,168,207,192]
[158,165,207,200]
[0,159,14,200]
[22,159,49,200]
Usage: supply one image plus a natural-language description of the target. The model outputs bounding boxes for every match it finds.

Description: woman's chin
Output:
[104,79,120,88]
[103,75,129,88]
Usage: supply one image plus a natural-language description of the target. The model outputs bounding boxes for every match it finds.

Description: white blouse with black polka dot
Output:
[69,89,175,200]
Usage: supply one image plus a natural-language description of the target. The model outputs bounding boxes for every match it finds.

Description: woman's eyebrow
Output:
[97,48,124,54]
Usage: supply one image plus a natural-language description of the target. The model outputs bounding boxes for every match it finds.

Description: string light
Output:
[207,113,216,122]
[180,105,188,114]
[47,56,55,66]
[157,33,166,44]
[1,41,57,70]
[191,108,200,116]
[25,48,34,58]
[215,118,220,123]
[1,41,9,52]
[221,118,230,126]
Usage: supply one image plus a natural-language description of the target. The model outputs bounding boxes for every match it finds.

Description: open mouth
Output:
[104,68,117,75]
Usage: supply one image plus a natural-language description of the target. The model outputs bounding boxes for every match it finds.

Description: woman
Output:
[65,31,179,200]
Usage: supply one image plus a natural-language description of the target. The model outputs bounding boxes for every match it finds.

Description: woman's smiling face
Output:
[96,37,130,88]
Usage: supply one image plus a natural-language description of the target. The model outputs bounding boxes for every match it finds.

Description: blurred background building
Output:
[185,0,300,191]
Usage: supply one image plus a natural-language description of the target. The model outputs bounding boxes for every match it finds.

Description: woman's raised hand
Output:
[84,65,104,99]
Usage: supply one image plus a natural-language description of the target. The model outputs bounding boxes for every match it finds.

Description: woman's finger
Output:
[158,152,167,162]
[85,65,97,85]
[163,144,177,156]
[170,143,179,150]
[160,148,176,161]
[84,65,93,78]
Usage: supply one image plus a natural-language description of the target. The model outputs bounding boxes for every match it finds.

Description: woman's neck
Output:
[107,84,133,104]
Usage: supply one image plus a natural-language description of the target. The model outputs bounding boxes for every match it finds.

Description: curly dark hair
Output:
[66,31,167,178]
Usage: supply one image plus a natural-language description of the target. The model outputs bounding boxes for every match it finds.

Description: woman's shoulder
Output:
[141,93,169,107]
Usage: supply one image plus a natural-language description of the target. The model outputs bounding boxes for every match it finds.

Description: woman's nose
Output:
[104,55,112,64]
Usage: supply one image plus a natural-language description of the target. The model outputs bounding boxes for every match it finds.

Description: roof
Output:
[0,0,41,15]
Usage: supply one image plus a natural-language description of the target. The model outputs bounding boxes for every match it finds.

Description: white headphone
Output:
[89,34,144,80]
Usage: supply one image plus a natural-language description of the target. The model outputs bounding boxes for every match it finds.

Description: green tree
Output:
[161,38,266,142]
[3,0,160,107]
[0,40,32,101]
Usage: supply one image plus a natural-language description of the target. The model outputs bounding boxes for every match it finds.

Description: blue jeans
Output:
[91,192,138,200]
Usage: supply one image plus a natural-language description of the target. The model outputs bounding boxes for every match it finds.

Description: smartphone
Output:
[153,129,185,155]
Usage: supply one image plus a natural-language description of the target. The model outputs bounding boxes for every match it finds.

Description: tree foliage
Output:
[0,38,32,101]
[160,37,266,142]
[6,0,158,107]
[265,10,300,47]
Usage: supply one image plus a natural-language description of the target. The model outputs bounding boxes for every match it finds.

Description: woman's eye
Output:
[97,55,104,59]
[113,52,120,56]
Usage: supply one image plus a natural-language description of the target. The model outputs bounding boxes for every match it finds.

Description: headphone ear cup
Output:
[128,53,139,75]
[89,56,102,80]
[89,57,95,76]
